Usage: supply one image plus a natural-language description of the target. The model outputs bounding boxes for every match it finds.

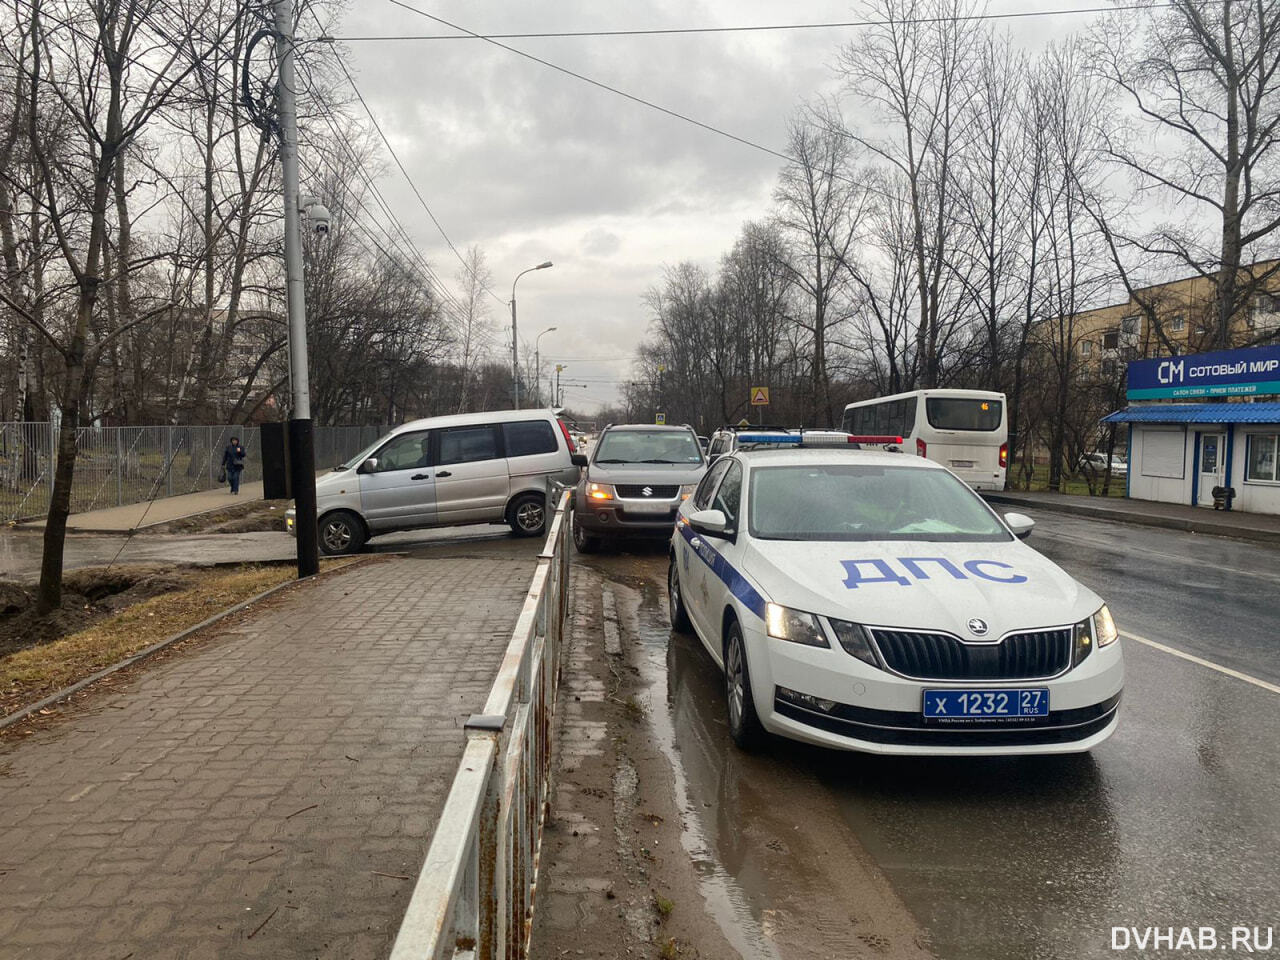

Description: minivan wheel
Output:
[319,510,366,556]
[725,620,765,750]
[508,493,546,537]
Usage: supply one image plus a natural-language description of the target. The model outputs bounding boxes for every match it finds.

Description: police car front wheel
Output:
[667,556,691,633]
[725,620,765,750]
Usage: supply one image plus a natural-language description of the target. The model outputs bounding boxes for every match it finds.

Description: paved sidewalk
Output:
[22,482,266,533]
[0,543,537,958]
[985,489,1280,544]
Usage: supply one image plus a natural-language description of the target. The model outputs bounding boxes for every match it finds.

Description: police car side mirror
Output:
[689,509,729,538]
[571,453,589,468]
[358,457,378,474]
[1004,512,1034,540]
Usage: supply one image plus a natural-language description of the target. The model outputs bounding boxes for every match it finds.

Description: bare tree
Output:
[1092,0,1280,348]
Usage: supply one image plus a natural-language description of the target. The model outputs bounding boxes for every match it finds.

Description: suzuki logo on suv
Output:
[642,486,654,497]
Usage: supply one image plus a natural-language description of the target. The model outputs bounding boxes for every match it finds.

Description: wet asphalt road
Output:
[580,512,1280,960]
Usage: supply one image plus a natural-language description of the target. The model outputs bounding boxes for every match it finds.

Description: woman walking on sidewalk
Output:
[221,436,247,495]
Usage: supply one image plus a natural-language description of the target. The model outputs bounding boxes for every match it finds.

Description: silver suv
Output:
[571,423,707,553]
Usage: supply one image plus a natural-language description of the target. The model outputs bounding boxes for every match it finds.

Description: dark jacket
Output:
[222,443,246,471]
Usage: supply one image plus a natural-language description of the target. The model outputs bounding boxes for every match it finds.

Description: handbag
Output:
[218,467,227,483]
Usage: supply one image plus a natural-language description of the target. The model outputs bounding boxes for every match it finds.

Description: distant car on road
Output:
[1077,452,1128,476]
[572,423,707,553]
[668,431,1124,756]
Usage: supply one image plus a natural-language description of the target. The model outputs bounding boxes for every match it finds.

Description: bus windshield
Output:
[925,397,1002,431]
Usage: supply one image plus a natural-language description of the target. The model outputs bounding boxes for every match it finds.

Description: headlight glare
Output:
[1094,605,1118,647]
[765,603,828,647]
[587,482,615,501]
[829,619,880,668]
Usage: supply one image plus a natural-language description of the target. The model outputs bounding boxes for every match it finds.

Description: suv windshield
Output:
[748,464,1010,542]
[925,397,1002,431]
[593,429,703,465]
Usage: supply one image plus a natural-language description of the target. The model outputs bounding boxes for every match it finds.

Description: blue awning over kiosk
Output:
[1102,402,1280,424]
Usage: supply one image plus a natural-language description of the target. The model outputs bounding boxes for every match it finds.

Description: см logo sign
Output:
[1157,359,1185,385]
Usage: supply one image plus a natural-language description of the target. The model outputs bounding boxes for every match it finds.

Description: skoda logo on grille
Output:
[967,618,989,637]
[641,486,654,497]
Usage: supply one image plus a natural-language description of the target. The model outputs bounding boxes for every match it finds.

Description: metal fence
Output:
[0,421,390,522]
[389,488,572,960]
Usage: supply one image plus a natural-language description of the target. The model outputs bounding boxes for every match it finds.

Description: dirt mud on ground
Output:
[531,554,934,960]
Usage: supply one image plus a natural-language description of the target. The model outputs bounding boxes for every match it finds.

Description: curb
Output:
[0,561,358,732]
[983,493,1280,545]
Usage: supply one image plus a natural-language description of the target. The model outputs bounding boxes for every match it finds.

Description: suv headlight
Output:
[828,619,880,668]
[679,484,696,501]
[765,603,828,648]
[586,482,615,501]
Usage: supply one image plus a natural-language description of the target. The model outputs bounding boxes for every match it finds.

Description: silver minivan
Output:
[286,409,580,555]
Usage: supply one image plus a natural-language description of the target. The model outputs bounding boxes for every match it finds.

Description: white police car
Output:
[667,433,1123,755]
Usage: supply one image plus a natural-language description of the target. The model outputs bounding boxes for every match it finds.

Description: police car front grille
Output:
[870,628,1072,681]
[615,484,679,499]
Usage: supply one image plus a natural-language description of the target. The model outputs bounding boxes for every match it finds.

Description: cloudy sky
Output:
[319,0,1100,414]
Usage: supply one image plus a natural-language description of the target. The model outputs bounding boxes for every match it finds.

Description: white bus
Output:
[840,388,1008,491]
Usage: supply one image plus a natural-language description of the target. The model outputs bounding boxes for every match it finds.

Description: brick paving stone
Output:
[0,549,537,959]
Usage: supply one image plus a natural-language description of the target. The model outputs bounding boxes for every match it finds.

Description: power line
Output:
[334,4,1168,42]
[375,0,798,168]
[308,14,509,307]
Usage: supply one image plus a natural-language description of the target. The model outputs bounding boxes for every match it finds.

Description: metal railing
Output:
[0,422,389,522]
[390,487,573,960]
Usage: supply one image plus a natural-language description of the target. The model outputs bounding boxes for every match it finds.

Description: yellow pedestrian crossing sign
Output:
[750,386,770,406]
[655,412,666,425]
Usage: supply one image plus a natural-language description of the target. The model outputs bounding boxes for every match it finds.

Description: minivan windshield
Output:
[593,429,703,465]
[338,438,385,471]
[748,464,1010,542]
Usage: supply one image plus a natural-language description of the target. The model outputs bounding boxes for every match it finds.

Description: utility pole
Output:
[273,0,318,577]
[555,364,565,407]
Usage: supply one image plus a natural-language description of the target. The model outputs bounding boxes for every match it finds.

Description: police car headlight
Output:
[765,603,828,648]
[1093,605,1118,647]
[1072,604,1118,666]
[828,619,880,668]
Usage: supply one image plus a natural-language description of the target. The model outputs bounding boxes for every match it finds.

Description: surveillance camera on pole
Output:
[300,195,331,237]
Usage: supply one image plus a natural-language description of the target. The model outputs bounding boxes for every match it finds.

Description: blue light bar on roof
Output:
[735,433,802,444]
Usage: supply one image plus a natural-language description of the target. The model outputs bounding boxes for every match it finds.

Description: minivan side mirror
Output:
[1004,512,1035,540]
[358,457,379,474]
[688,509,730,538]
[570,453,589,468]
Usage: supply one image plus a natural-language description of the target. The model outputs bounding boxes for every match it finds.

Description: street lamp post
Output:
[534,326,557,406]
[510,261,553,409]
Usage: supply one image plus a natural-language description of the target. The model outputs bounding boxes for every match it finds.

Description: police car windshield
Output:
[748,464,1011,542]
[593,430,703,465]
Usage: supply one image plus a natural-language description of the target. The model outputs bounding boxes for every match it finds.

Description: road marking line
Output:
[1121,631,1280,695]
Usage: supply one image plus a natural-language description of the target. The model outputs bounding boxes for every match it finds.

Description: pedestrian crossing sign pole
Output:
[750,386,769,425]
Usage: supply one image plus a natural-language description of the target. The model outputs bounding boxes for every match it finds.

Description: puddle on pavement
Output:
[601,567,784,960]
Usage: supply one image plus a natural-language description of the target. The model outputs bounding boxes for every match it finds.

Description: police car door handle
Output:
[412,473,431,480]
